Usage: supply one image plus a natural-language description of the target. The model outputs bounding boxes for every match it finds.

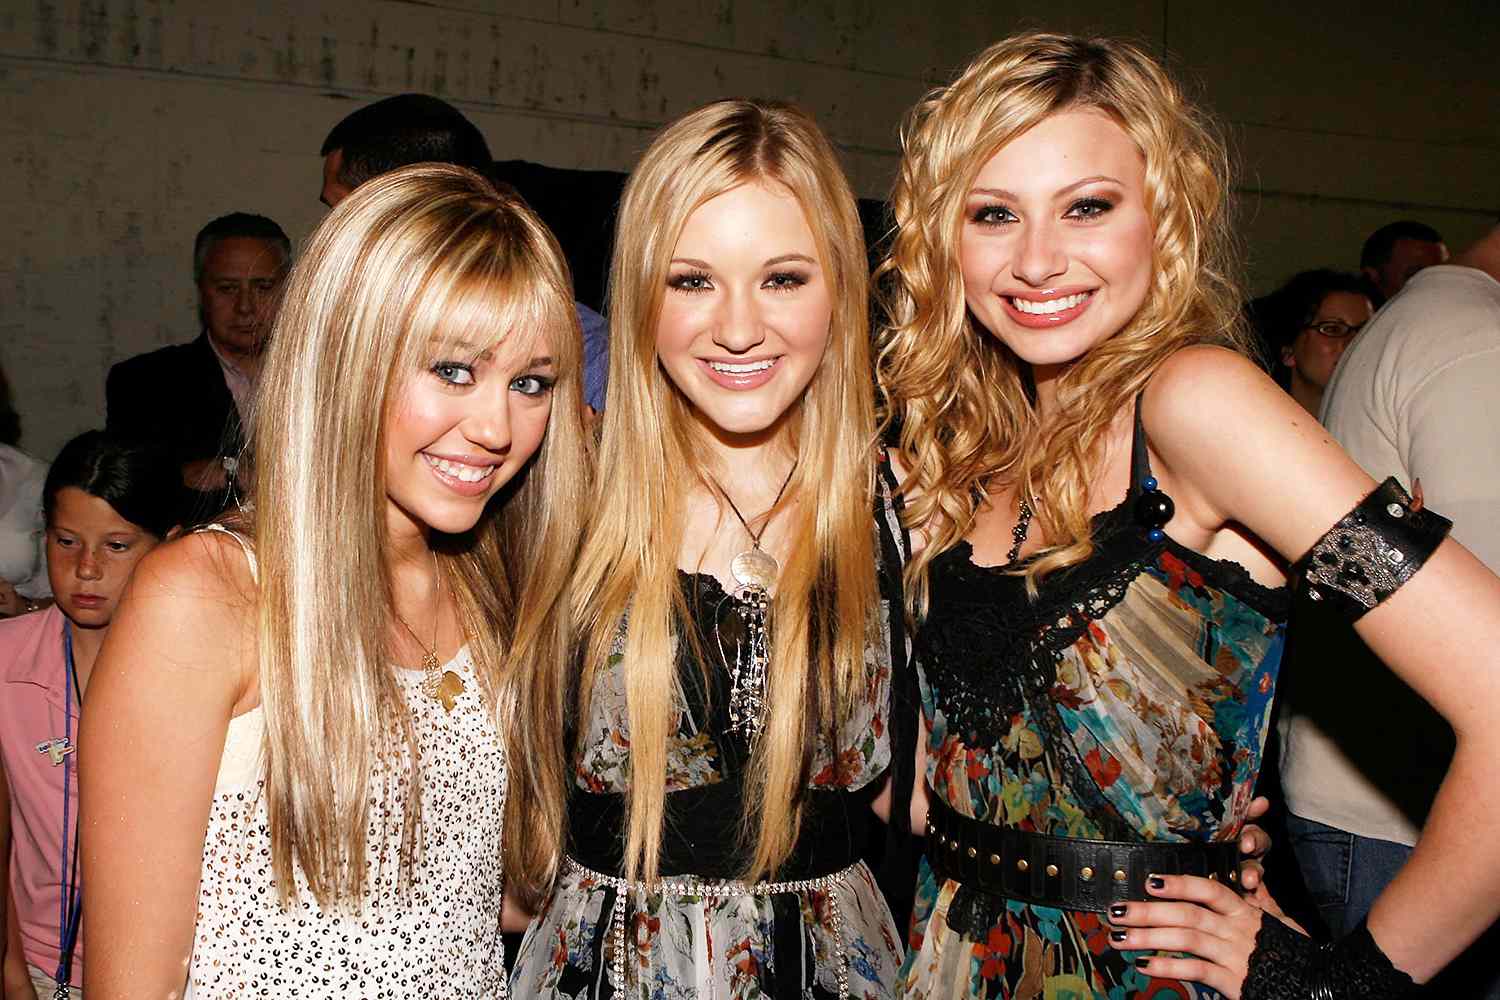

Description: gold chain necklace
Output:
[394,550,465,712]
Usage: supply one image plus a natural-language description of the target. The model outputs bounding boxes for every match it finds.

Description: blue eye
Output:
[432,362,475,386]
[1065,197,1114,219]
[511,374,556,397]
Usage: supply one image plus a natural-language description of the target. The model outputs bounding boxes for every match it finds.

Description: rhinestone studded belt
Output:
[564,855,860,998]
[925,789,1243,913]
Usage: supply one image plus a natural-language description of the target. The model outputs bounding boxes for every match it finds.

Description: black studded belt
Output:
[925,787,1243,913]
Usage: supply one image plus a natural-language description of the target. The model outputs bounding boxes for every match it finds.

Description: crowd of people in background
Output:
[1,28,1498,1000]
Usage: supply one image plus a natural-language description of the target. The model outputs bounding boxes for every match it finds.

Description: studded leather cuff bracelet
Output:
[924,789,1242,913]
[1294,477,1451,623]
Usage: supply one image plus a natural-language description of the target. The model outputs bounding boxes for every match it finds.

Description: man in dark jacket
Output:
[106,212,289,522]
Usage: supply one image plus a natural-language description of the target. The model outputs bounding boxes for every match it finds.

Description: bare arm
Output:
[79,534,255,998]
[1144,346,1500,980]
[3,885,34,1000]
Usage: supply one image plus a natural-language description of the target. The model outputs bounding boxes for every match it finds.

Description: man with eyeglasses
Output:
[1280,221,1500,997]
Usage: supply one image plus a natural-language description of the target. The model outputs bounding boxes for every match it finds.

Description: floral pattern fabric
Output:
[512,482,910,999]
[901,487,1289,999]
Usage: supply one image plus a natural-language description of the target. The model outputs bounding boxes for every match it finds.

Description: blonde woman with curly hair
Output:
[880,32,1500,1000]
[509,99,908,998]
[80,164,588,997]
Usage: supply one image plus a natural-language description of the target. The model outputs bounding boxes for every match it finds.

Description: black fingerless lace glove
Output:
[1241,913,1416,999]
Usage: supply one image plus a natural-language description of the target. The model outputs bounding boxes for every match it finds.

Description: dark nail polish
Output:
[1148,876,1165,890]
[1110,930,1128,942]
[1135,957,1152,969]
[1109,903,1128,918]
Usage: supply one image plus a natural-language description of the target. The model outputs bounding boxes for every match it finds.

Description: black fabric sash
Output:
[568,784,863,882]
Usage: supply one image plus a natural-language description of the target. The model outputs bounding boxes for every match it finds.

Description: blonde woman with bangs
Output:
[880,32,1500,1000]
[508,99,908,998]
[79,164,588,997]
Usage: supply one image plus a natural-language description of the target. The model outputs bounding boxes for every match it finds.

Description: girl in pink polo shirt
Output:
[0,431,179,999]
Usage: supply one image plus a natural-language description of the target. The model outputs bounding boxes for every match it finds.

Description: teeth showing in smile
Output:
[708,359,776,374]
[1010,292,1091,315]
[423,454,496,483]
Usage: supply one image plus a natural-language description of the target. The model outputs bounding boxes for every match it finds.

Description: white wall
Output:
[3,0,1496,458]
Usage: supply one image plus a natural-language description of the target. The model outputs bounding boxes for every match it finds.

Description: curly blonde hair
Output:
[877,32,1250,612]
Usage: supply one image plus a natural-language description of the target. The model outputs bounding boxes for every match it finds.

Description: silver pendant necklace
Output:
[710,461,797,742]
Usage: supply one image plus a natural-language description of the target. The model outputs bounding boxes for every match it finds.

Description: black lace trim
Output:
[919,503,1155,753]
[1161,535,1290,621]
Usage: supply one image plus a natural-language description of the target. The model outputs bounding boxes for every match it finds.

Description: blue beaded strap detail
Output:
[1129,399,1175,543]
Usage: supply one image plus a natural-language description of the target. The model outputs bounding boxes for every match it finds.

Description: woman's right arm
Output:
[79,534,255,999]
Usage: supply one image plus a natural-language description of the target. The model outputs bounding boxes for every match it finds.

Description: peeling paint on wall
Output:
[2,0,1497,460]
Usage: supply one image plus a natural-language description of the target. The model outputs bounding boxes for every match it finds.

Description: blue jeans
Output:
[1287,812,1500,997]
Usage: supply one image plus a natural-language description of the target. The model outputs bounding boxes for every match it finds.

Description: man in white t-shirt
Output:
[1280,221,1500,995]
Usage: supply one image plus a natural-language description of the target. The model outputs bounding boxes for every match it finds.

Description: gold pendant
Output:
[435,670,465,713]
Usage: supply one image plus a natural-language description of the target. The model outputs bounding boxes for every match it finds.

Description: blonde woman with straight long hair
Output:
[508,99,907,998]
[880,31,1500,1000]
[79,163,588,997]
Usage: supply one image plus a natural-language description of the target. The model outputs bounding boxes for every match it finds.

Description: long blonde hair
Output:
[571,99,878,886]
[249,163,588,907]
[877,33,1250,611]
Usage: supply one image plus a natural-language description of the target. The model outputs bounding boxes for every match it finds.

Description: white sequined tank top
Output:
[185,526,509,998]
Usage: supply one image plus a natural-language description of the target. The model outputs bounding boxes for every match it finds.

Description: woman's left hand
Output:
[1106,873,1306,999]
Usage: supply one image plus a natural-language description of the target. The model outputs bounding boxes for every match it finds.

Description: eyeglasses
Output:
[1304,320,1364,340]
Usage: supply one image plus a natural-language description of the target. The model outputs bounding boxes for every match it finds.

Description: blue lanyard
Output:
[56,621,83,994]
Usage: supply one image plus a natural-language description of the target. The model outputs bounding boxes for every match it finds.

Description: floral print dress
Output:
[899,409,1289,1000]
[511,474,910,1000]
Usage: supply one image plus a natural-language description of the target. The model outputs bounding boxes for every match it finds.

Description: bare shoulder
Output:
[1142,345,1290,436]
[1139,344,1377,563]
[102,529,259,706]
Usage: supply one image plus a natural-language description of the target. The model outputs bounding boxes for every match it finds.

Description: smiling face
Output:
[46,487,164,630]
[655,180,832,445]
[959,108,1155,376]
[383,332,558,540]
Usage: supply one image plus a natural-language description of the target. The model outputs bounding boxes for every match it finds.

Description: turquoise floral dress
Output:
[899,410,1289,999]
[511,473,910,999]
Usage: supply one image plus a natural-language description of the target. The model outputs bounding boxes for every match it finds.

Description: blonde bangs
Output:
[571,100,879,888]
[247,163,589,910]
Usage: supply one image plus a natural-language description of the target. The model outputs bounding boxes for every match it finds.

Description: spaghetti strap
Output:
[195,522,258,582]
[1127,394,1155,497]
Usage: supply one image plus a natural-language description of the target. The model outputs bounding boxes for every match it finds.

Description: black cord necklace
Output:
[708,460,797,741]
[714,461,798,593]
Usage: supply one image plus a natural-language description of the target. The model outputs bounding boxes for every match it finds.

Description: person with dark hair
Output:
[1250,269,1374,416]
[319,93,612,414]
[318,93,493,206]
[1360,220,1448,306]
[0,430,179,999]
[1280,220,1500,998]
[106,212,290,522]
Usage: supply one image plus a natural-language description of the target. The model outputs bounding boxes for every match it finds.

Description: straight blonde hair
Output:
[877,33,1251,612]
[249,163,588,907]
[569,100,878,886]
